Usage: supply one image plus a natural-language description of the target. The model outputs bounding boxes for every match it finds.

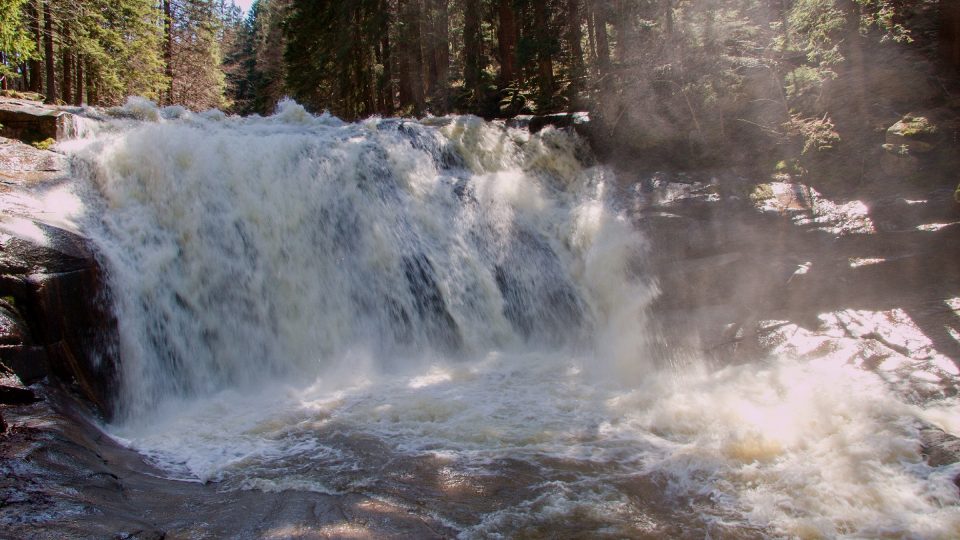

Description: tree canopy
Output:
[1,0,956,172]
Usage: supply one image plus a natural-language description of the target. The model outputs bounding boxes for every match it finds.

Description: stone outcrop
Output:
[884,113,941,154]
[507,112,592,137]
[628,167,960,400]
[0,99,78,145]
[0,136,117,418]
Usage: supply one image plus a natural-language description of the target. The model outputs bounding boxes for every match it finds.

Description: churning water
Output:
[63,99,959,537]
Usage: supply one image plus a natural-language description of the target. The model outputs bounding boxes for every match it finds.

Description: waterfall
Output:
[61,99,959,538]
[73,99,653,421]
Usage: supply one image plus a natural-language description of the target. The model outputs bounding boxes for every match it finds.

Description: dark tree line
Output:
[0,0,236,110]
[3,0,959,171]
[231,0,627,119]
[229,1,959,124]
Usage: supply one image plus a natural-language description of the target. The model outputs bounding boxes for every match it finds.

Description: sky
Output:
[233,0,254,15]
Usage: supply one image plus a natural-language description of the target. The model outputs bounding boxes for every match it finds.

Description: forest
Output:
[2,1,959,171]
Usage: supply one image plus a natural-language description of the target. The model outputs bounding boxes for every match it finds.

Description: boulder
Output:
[508,112,592,137]
[0,220,118,417]
[885,114,940,154]
[0,383,37,405]
[0,99,77,144]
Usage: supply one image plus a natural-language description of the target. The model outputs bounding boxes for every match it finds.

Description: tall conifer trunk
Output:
[62,22,73,105]
[43,0,56,104]
[28,0,42,93]
[498,0,517,86]
[533,0,554,107]
[74,53,83,106]
[164,0,174,104]
[463,0,482,100]
[567,0,584,96]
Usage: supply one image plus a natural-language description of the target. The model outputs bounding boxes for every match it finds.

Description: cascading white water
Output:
[72,99,652,419]
[62,99,960,538]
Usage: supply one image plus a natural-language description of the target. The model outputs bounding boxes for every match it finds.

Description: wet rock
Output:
[0,136,70,185]
[0,345,47,384]
[749,181,875,235]
[0,299,29,345]
[529,112,590,134]
[0,392,456,539]
[402,253,463,352]
[508,112,592,137]
[0,384,37,405]
[920,428,960,467]
[885,114,940,154]
[0,218,118,417]
[630,163,960,380]
[0,99,77,145]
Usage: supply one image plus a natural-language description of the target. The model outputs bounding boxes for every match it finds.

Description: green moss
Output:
[896,116,937,138]
[775,159,805,175]
[750,183,775,204]
[31,138,56,151]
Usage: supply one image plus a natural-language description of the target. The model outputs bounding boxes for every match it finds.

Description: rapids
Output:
[58,99,960,538]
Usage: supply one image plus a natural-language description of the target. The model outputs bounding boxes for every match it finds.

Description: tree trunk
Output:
[43,0,56,104]
[592,0,610,76]
[567,0,584,96]
[62,22,72,105]
[533,0,554,107]
[398,0,425,115]
[74,53,83,106]
[352,7,373,118]
[432,0,449,108]
[86,58,97,105]
[942,0,960,71]
[497,0,517,86]
[379,0,394,114]
[586,0,597,76]
[28,0,42,93]
[463,0,483,100]
[164,0,174,104]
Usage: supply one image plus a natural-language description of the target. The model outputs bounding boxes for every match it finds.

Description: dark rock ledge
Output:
[0,133,118,421]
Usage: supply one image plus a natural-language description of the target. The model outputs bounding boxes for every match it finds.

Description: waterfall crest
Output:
[74,100,653,421]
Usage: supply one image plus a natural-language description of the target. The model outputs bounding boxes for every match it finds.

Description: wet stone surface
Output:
[0,390,455,539]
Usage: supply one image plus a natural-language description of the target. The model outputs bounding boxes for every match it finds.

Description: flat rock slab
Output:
[0,99,77,145]
[0,136,69,187]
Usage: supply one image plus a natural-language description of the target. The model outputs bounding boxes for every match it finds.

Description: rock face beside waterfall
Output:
[0,136,118,417]
[628,168,960,398]
[0,99,78,144]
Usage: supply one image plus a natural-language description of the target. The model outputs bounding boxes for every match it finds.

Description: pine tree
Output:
[0,0,36,89]
[168,0,228,110]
